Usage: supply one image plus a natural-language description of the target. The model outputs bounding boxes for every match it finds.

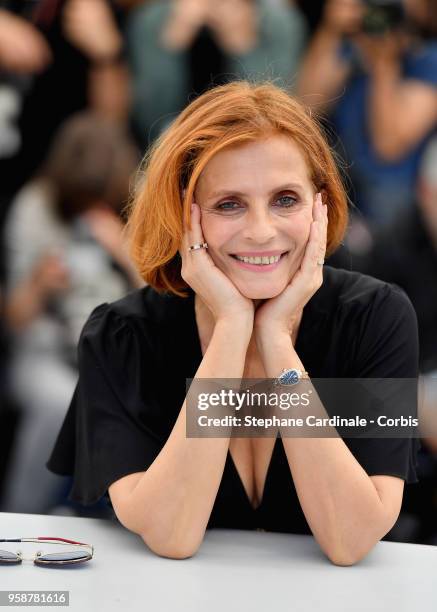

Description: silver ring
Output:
[188,242,208,252]
[317,260,324,266]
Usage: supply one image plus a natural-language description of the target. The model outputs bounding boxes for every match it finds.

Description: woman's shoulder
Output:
[316,266,418,377]
[74,285,195,376]
[318,265,414,319]
[81,285,194,336]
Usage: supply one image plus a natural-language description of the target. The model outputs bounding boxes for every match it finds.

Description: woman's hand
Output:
[254,192,328,341]
[179,201,254,326]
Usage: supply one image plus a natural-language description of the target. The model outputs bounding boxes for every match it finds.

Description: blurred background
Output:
[0,0,436,545]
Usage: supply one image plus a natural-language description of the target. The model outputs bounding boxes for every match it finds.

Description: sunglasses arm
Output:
[0,537,94,555]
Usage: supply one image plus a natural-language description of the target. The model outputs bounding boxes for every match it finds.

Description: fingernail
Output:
[191,203,195,213]
[317,192,322,205]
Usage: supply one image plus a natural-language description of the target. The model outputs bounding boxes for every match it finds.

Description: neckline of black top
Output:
[181,274,331,512]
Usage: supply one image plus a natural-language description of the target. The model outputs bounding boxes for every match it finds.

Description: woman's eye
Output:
[275,195,298,207]
[215,195,298,211]
[216,201,241,211]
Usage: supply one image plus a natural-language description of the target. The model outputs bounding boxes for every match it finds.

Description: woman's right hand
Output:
[179,202,254,326]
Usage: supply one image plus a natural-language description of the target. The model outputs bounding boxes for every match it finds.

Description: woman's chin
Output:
[234,279,287,300]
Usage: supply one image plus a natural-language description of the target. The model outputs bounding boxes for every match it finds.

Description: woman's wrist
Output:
[254,313,300,343]
[214,314,253,343]
[256,329,300,380]
[255,325,292,352]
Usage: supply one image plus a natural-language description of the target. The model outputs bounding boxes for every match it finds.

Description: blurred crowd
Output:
[0,0,436,543]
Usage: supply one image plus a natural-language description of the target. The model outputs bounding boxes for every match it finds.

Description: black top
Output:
[354,205,437,374]
[47,266,420,534]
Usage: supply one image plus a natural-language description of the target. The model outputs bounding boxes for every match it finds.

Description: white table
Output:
[0,512,436,611]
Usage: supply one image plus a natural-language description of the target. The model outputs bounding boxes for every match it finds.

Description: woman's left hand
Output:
[254,192,328,341]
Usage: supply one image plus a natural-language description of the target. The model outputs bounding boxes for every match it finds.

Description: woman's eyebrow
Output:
[208,183,304,199]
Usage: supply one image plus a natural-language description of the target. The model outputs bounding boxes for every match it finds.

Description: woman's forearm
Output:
[115,316,252,558]
[256,330,395,565]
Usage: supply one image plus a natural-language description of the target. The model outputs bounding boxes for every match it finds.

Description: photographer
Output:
[297,0,437,226]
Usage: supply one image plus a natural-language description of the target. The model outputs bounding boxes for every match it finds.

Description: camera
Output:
[362,0,405,35]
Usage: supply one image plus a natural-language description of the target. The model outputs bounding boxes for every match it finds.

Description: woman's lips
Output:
[229,251,289,272]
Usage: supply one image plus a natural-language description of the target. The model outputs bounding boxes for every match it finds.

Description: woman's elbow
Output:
[326,548,363,567]
[139,532,200,560]
[325,536,381,567]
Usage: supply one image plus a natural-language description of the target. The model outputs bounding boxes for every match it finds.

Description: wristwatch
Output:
[273,368,309,386]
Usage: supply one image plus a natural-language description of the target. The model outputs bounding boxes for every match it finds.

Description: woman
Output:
[47,81,419,565]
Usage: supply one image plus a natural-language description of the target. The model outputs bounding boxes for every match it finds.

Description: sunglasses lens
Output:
[0,550,21,563]
[35,550,92,565]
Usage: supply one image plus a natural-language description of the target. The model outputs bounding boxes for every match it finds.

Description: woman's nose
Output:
[241,207,277,243]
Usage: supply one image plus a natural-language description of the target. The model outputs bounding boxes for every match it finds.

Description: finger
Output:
[320,194,328,249]
[302,201,326,273]
[179,193,191,257]
[187,202,207,257]
[315,192,328,239]
[301,220,321,272]
[315,193,328,258]
[314,192,324,222]
[179,200,204,261]
[321,202,328,256]
[312,192,318,222]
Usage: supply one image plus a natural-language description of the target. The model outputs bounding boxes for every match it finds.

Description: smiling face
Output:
[194,134,316,300]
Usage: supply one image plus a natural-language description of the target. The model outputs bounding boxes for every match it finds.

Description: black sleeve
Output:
[46,303,164,505]
[344,283,421,484]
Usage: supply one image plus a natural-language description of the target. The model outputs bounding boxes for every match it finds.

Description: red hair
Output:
[126,81,348,297]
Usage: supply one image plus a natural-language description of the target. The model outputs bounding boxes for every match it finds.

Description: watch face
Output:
[279,369,299,385]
